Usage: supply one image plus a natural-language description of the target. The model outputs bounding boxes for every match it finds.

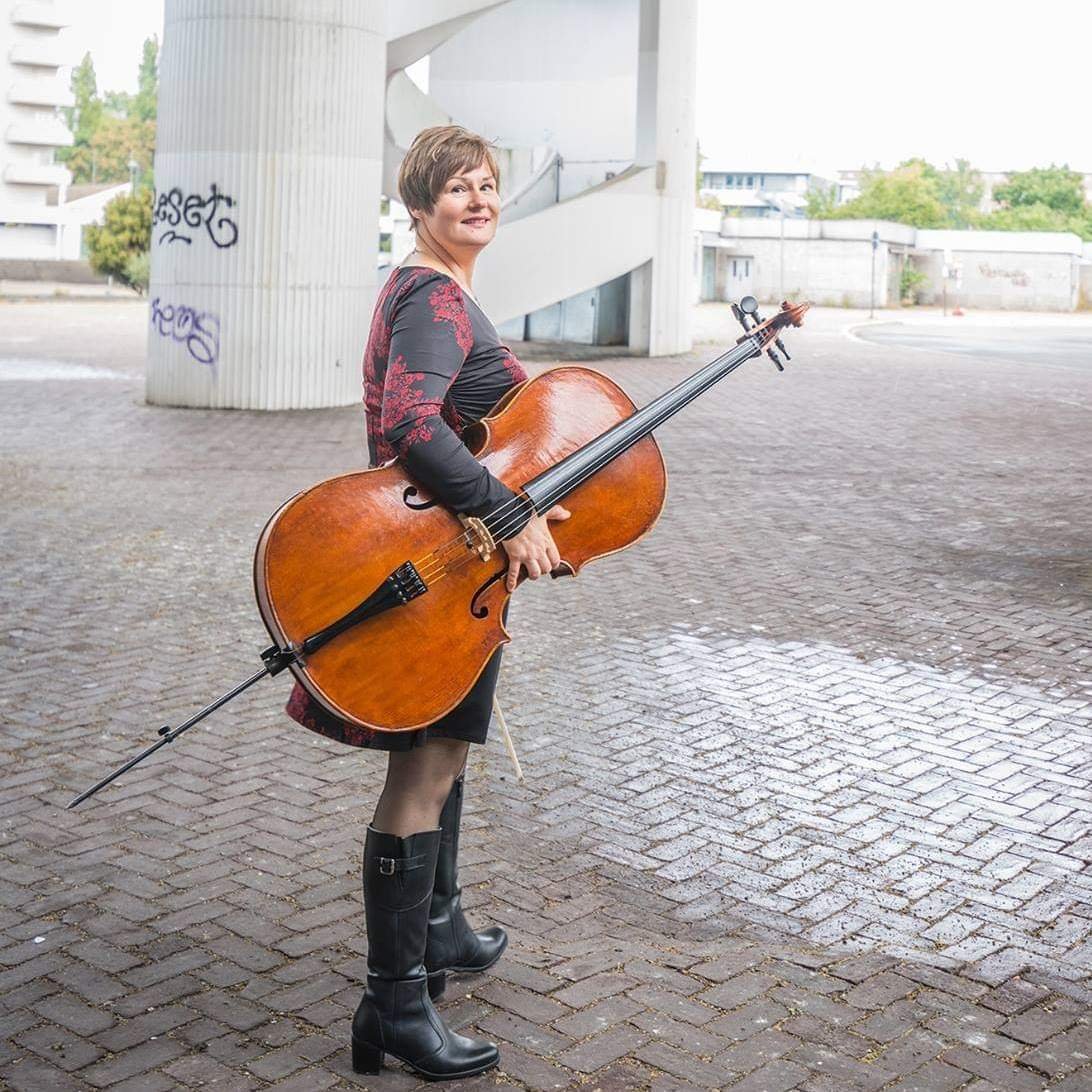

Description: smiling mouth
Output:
[462,217,490,226]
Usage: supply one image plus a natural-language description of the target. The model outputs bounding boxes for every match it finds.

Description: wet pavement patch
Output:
[0,357,130,381]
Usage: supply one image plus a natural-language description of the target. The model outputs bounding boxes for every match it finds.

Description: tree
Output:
[59,39,158,185]
[823,160,948,228]
[934,158,984,229]
[85,188,153,288]
[58,53,103,179]
[91,115,155,183]
[982,204,1070,233]
[805,183,839,219]
[103,90,134,116]
[993,166,1084,215]
[806,156,1092,241]
[133,36,158,123]
[984,166,1092,240]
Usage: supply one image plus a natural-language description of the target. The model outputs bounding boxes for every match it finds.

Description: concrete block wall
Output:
[916,250,1079,311]
[741,236,892,308]
[0,257,104,282]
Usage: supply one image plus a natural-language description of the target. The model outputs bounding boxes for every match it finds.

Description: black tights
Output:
[371,737,470,837]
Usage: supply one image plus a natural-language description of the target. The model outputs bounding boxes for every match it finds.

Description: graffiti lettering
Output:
[150,297,220,367]
[153,184,239,249]
[978,263,1030,288]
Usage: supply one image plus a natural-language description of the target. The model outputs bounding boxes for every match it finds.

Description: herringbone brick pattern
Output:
[0,300,1089,1089]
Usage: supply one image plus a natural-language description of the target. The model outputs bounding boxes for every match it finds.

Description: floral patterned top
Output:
[284,264,529,748]
[364,264,528,518]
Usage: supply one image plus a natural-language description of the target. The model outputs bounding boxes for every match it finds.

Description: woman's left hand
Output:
[501,504,571,591]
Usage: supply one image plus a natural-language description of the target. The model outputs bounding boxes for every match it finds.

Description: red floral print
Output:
[286,679,381,747]
[429,278,474,356]
[500,349,528,385]
[381,354,439,453]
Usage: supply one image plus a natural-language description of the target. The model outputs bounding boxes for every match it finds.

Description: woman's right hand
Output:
[502,504,571,591]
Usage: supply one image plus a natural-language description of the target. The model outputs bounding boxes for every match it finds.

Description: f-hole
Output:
[470,565,507,618]
[403,486,438,510]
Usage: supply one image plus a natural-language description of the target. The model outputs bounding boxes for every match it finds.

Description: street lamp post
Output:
[869,229,879,319]
[779,202,785,301]
[128,158,139,190]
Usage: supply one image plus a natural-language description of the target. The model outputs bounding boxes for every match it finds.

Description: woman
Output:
[285,125,569,1079]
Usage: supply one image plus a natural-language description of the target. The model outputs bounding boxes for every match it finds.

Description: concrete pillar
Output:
[632,0,697,356]
[147,0,386,409]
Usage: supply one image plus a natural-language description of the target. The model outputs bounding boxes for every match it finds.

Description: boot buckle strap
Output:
[377,853,427,875]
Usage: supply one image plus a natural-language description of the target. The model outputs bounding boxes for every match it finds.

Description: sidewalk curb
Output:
[844,318,898,345]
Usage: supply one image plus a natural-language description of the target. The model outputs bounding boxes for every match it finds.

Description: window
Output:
[746,175,754,187]
[732,260,738,277]
[745,260,750,277]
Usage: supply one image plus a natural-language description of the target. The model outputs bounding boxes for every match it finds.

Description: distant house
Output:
[698,167,840,218]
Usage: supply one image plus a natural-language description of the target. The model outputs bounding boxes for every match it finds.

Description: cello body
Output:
[254,366,667,732]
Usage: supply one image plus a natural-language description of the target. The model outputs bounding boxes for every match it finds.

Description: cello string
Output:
[410,399,705,584]
[487,332,767,542]
[414,423,629,586]
[481,338,766,544]
[411,334,769,583]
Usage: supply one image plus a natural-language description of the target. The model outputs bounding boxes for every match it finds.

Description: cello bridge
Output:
[459,515,496,561]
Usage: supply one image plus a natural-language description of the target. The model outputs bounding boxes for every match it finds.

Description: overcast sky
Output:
[63,0,1087,174]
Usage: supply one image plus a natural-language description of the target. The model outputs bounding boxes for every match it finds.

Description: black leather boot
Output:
[351,825,499,1080]
[425,774,508,1000]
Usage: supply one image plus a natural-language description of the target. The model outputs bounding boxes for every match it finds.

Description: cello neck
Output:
[517,335,761,517]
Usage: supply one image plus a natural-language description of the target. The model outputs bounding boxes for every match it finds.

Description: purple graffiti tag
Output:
[150,297,220,367]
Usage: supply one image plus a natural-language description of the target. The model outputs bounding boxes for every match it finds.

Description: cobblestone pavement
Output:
[2,299,1090,1090]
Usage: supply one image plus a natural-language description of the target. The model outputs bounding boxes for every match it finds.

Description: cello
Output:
[69,296,808,804]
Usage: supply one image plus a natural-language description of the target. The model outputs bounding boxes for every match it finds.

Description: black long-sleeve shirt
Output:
[364,265,528,527]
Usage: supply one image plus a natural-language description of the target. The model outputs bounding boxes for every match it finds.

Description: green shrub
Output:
[900,266,928,304]
[124,249,150,294]
[86,187,152,289]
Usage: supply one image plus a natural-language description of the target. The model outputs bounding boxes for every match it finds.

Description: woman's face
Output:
[415,160,500,254]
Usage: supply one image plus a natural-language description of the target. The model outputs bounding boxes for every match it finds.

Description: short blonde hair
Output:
[398,125,501,231]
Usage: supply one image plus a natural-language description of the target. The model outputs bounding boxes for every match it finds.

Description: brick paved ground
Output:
[1,299,1090,1090]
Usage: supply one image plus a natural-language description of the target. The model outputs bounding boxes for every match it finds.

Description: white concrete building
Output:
[0,0,78,258]
[148,0,698,410]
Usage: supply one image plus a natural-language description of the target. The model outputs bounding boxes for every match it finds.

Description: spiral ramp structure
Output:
[147,0,695,410]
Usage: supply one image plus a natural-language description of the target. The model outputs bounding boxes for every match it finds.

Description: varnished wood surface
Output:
[254,366,667,731]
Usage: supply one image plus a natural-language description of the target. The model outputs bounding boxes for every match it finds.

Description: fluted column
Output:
[633,0,697,356]
[147,0,385,409]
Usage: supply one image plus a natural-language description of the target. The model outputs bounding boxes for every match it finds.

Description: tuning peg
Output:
[731,301,754,333]
[774,336,791,361]
[766,347,785,372]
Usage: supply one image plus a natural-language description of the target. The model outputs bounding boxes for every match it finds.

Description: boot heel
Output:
[428,970,447,1000]
[352,1036,383,1074]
